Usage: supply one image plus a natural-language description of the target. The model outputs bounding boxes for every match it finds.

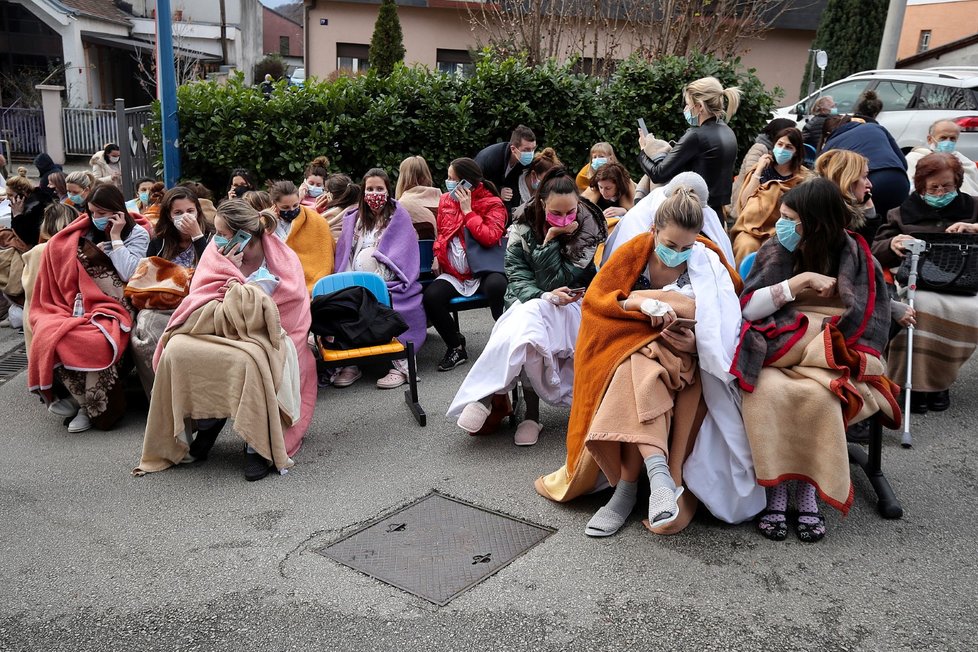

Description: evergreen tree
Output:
[799,0,889,100]
[368,0,406,77]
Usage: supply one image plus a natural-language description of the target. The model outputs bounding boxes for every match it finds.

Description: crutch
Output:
[901,238,927,449]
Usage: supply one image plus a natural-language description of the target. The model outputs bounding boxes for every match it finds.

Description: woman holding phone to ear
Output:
[449,166,607,446]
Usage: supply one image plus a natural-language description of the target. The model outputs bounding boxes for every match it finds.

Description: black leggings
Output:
[423,272,507,349]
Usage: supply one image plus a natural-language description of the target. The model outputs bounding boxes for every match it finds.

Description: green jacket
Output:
[504,198,608,307]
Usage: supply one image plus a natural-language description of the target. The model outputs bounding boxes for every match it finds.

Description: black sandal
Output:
[795,510,826,543]
[757,509,788,541]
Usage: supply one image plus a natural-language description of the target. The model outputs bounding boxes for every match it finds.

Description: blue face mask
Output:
[934,140,957,154]
[591,157,608,170]
[923,190,958,209]
[775,217,802,252]
[655,241,692,268]
[213,235,230,250]
[445,180,458,193]
[683,109,699,127]
[138,191,150,205]
[68,193,85,206]
[518,150,534,166]
[92,216,110,231]
[772,146,793,165]
[829,107,839,115]
[307,185,324,198]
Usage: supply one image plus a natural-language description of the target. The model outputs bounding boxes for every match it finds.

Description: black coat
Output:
[12,188,51,247]
[310,286,408,350]
[638,117,739,212]
[474,141,526,214]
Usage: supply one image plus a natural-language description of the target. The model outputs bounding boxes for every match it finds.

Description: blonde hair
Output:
[813,96,835,114]
[65,170,96,190]
[215,199,277,236]
[243,190,273,212]
[589,142,615,160]
[815,149,868,205]
[685,76,741,121]
[654,185,704,232]
[5,175,33,197]
[395,156,433,199]
[40,203,79,241]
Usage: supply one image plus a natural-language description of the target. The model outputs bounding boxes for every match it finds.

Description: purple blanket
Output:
[335,201,426,350]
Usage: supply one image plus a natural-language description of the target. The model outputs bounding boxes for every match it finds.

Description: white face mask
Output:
[173,212,196,228]
[109,155,120,164]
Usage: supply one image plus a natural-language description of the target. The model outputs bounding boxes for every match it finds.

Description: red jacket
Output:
[433,183,507,280]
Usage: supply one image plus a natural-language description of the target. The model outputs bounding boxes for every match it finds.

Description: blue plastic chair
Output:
[446,235,508,331]
[311,271,425,426]
[418,239,436,288]
[738,251,757,280]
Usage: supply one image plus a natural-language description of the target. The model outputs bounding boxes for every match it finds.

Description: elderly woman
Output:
[537,185,765,537]
[873,152,978,414]
[135,200,316,481]
[736,178,901,543]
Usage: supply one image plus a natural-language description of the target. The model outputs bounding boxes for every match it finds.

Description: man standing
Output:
[802,95,837,149]
[905,119,978,196]
[474,125,536,214]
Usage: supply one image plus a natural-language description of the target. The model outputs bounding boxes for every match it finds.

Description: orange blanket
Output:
[730,170,806,264]
[535,232,741,503]
[286,205,336,291]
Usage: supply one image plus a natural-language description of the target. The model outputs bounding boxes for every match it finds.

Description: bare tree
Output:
[132,21,203,96]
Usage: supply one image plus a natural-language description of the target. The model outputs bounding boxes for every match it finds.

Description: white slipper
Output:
[514,420,543,446]
[457,402,490,433]
[585,505,629,537]
[648,486,684,528]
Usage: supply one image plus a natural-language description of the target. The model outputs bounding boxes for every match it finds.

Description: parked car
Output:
[290,67,306,87]
[774,67,978,160]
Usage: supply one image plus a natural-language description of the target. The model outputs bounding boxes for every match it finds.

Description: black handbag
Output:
[463,228,506,275]
[896,232,978,296]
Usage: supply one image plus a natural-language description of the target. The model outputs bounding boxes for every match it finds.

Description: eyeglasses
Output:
[925,183,956,194]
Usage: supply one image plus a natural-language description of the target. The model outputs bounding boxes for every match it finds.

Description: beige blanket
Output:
[134,283,297,475]
[742,306,901,514]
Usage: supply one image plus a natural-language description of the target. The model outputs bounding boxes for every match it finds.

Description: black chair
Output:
[848,414,903,519]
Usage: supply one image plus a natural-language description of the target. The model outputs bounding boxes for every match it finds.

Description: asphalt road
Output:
[1,312,976,651]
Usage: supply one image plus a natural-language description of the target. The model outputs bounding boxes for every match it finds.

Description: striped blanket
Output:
[887,290,978,392]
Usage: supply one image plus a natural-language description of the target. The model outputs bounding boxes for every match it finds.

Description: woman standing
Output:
[89,143,122,186]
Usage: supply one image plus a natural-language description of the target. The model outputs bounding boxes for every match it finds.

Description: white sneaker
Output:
[48,398,79,418]
[67,409,92,433]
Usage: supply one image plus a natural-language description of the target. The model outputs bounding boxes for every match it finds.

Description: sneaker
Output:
[437,346,468,372]
[376,369,407,389]
[244,450,273,481]
[332,366,362,388]
[48,398,79,418]
[67,409,91,433]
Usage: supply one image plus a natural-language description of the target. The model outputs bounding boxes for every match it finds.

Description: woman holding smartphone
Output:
[448,167,607,446]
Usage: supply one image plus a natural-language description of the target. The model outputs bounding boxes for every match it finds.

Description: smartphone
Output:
[223,229,252,254]
[450,178,473,201]
[568,287,586,295]
[637,118,649,137]
[665,318,697,332]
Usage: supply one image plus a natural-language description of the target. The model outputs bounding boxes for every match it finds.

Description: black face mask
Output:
[279,207,301,221]
[233,186,248,198]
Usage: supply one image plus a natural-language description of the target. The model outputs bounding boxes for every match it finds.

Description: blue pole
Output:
[156,0,180,185]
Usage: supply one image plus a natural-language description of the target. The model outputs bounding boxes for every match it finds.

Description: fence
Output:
[116,102,157,198]
[0,107,45,157]
[63,107,117,156]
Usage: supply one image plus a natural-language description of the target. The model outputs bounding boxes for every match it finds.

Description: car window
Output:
[809,81,869,114]
[872,80,919,111]
[917,83,978,110]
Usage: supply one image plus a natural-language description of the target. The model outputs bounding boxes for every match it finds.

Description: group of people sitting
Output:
[3,75,976,546]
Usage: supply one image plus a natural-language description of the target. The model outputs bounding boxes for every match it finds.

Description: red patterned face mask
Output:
[364,191,388,212]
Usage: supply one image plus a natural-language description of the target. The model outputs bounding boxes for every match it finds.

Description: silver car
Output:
[774,67,978,159]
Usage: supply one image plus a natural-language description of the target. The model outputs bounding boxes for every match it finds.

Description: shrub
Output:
[151,53,781,194]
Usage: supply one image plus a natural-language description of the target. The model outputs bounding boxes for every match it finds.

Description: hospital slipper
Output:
[585,505,629,537]
[648,486,684,528]
[376,370,407,389]
[472,393,513,436]
[457,402,491,434]
[514,420,543,446]
[48,397,79,418]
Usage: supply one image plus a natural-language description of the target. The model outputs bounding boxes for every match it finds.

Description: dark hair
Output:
[781,178,848,276]
[763,118,797,142]
[268,180,299,202]
[509,125,536,148]
[773,127,806,174]
[135,177,155,189]
[450,157,498,196]
[590,162,634,205]
[102,143,120,161]
[87,183,136,242]
[529,147,561,176]
[325,173,360,210]
[227,168,257,192]
[855,90,883,119]
[528,166,578,241]
[304,156,330,181]
[157,187,208,261]
[356,168,394,232]
[913,152,964,195]
[178,179,213,202]
[818,114,848,151]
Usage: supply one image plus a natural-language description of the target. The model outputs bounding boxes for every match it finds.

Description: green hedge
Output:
[153,53,781,193]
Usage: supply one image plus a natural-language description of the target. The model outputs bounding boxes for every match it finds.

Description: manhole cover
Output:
[0,342,27,387]
[315,491,555,606]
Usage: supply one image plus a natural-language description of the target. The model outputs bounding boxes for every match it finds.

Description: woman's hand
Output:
[314,191,331,213]
[638,130,648,151]
[223,243,245,268]
[456,186,473,214]
[548,287,578,306]
[108,211,126,241]
[660,324,697,353]
[218,278,240,298]
[946,222,978,234]
[897,305,917,328]
[755,153,772,173]
[297,181,308,201]
[603,206,627,219]
[890,233,915,256]
[176,214,203,239]
[227,188,237,200]
[543,220,579,245]
[8,193,24,217]
[788,272,836,297]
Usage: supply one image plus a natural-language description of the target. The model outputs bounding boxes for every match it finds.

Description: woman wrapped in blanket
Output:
[536,186,766,536]
[733,178,901,543]
[449,166,607,446]
[134,200,316,481]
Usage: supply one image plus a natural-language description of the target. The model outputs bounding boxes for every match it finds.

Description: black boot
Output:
[188,419,226,461]
[928,389,950,412]
[244,449,273,482]
[909,391,929,415]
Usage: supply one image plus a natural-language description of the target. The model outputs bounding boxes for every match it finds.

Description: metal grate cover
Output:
[0,343,27,387]
[315,491,555,606]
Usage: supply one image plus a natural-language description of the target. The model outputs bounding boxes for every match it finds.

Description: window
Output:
[872,81,919,111]
[436,49,474,77]
[279,36,289,56]
[917,84,978,111]
[808,80,869,114]
[918,30,931,53]
[337,43,370,73]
